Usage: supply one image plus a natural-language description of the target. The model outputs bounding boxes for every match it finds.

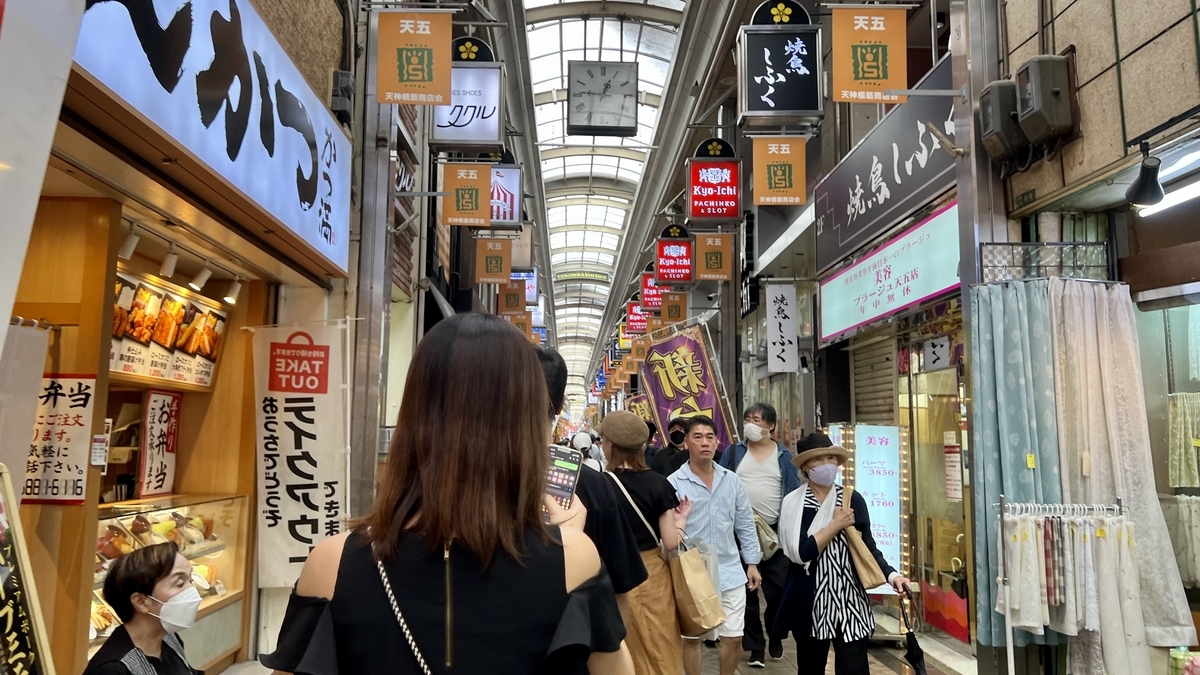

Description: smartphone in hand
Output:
[544,446,584,522]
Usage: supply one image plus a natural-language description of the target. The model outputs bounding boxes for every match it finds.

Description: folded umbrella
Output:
[899,585,928,675]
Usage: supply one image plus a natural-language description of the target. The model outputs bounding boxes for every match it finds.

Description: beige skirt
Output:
[626,549,684,675]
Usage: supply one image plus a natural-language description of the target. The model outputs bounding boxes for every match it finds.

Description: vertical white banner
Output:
[767,284,798,373]
[0,0,87,362]
[0,326,48,502]
[138,390,181,497]
[254,325,346,588]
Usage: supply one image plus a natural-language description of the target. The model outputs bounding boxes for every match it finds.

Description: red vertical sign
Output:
[640,272,662,310]
[626,302,648,334]
[688,160,741,219]
[656,239,694,284]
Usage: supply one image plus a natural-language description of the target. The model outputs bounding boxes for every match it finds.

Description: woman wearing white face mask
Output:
[84,543,202,675]
[773,433,910,675]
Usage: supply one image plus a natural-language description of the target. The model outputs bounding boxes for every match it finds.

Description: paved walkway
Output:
[694,639,947,675]
[227,641,943,675]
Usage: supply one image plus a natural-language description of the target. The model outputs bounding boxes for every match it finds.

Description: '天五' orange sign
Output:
[832,8,908,104]
[753,137,807,206]
[474,238,512,284]
[694,233,734,281]
[376,11,453,105]
[441,163,491,227]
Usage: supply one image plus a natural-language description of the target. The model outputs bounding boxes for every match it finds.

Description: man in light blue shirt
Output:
[669,415,762,675]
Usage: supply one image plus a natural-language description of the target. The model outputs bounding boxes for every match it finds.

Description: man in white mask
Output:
[717,403,801,667]
[84,542,203,675]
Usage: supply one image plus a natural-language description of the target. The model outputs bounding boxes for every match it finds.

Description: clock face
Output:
[566,61,639,136]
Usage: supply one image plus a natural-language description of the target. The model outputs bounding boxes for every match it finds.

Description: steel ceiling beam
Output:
[545,196,634,209]
[492,0,557,345]
[540,145,650,162]
[534,88,663,108]
[543,176,640,198]
[587,0,746,382]
[525,1,682,26]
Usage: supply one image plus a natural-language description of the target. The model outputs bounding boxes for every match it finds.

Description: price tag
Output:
[91,435,109,466]
[1192,438,1200,448]
[1026,453,1036,469]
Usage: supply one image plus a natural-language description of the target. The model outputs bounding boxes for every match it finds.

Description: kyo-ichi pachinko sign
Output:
[639,327,735,448]
[253,326,347,587]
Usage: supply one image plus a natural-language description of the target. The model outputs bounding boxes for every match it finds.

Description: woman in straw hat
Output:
[773,433,910,675]
[602,411,693,675]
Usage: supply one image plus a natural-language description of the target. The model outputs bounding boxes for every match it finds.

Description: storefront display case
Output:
[90,495,248,663]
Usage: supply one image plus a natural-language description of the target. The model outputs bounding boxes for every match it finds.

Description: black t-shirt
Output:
[573,464,649,594]
[610,469,681,551]
[649,445,684,476]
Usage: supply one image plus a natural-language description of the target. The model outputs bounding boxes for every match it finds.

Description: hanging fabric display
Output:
[1169,392,1200,488]
[970,280,1063,648]
[972,277,1197,662]
[1160,495,1200,589]
[1047,278,1195,647]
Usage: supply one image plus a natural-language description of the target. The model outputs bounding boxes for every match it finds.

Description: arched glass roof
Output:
[523,7,680,402]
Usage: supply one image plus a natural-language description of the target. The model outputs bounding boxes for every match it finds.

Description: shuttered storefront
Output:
[851,327,897,425]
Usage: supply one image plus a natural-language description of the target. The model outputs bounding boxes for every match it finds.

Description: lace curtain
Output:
[1047,278,1196,647]
[971,280,1064,648]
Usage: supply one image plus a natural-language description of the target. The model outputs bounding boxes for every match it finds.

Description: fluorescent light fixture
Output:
[118,224,140,260]
[1138,177,1200,217]
[224,277,242,305]
[159,244,178,278]
[188,263,212,291]
[1159,148,1200,181]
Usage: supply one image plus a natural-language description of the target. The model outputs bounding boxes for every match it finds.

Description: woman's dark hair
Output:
[608,441,649,471]
[359,313,551,565]
[102,542,180,622]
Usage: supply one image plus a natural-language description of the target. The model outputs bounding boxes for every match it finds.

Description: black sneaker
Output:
[748,651,766,668]
[769,637,784,660]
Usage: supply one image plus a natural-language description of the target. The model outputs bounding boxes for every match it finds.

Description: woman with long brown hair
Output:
[602,411,692,675]
[262,313,633,675]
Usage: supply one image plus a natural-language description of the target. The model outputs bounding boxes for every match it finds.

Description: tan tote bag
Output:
[841,487,889,590]
[668,537,727,637]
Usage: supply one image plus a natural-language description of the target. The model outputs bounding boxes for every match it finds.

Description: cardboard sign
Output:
[753,137,807,206]
[474,238,512,284]
[832,7,908,104]
[269,332,331,394]
[24,375,95,504]
[498,281,525,316]
[694,232,734,281]
[441,163,491,226]
[661,292,688,324]
[376,10,453,104]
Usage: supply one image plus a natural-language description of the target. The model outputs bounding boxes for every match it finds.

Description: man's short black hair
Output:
[685,415,717,435]
[535,347,568,417]
[744,402,778,426]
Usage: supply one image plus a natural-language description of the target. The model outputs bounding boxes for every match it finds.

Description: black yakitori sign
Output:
[814,57,957,273]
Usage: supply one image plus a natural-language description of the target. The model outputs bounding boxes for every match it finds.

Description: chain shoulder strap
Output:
[376,559,434,675]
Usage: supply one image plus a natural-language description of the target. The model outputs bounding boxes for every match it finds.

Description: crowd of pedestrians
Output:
[87,314,904,675]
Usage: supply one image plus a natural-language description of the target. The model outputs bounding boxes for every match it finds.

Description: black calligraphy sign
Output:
[814,57,957,272]
[0,490,47,675]
[82,0,336,245]
[739,27,823,118]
